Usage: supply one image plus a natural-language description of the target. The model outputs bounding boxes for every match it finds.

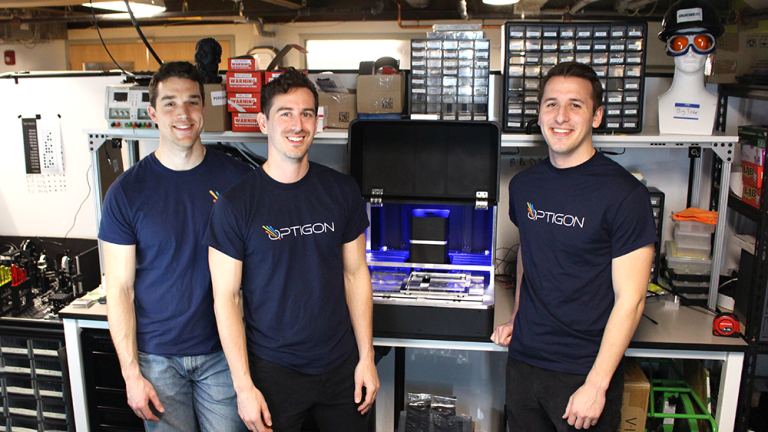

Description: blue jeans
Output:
[138,350,246,432]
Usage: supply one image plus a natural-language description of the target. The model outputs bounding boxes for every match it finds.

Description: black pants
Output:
[248,352,369,432]
[506,357,624,432]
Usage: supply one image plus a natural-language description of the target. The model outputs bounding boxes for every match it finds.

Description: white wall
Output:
[0,75,122,239]
[0,40,68,74]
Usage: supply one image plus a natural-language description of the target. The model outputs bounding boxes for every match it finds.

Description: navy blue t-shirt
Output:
[98,148,252,356]
[204,162,370,375]
[508,151,657,375]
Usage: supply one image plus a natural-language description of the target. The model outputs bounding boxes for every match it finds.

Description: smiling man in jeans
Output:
[99,61,251,431]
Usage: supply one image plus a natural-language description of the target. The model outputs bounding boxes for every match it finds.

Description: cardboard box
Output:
[620,359,650,432]
[226,72,262,93]
[318,92,358,129]
[739,125,768,149]
[317,106,327,131]
[228,56,258,72]
[742,143,766,166]
[707,27,768,83]
[683,359,712,432]
[743,183,761,208]
[264,70,284,83]
[203,83,230,132]
[227,92,261,113]
[743,161,764,188]
[356,73,405,114]
[232,113,260,132]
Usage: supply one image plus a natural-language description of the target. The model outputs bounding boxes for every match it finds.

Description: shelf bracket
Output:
[710,142,736,164]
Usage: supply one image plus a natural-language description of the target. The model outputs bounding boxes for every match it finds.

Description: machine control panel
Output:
[105,85,157,129]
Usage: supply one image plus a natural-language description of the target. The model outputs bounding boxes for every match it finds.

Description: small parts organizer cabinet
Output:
[503,21,647,133]
[0,321,72,432]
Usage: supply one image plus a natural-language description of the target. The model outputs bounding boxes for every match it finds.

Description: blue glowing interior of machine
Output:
[369,203,494,266]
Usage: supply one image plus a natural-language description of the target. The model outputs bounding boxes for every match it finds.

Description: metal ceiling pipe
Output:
[391,0,431,29]
[458,0,468,20]
[253,18,275,38]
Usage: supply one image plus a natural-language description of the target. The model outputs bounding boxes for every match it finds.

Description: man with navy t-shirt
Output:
[99,62,251,431]
[491,62,656,431]
[205,68,379,432]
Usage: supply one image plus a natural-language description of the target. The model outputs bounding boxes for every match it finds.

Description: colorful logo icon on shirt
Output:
[263,226,281,240]
[261,225,283,240]
[209,190,219,203]
[527,202,536,220]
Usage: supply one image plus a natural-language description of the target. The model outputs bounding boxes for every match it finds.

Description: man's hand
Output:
[354,358,379,414]
[236,384,273,432]
[562,380,606,429]
[491,322,514,347]
[125,373,164,421]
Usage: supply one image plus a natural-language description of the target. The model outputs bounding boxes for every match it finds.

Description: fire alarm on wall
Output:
[4,50,15,66]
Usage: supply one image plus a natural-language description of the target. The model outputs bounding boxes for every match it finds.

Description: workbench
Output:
[61,294,746,432]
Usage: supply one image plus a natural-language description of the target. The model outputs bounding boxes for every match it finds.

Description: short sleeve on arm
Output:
[610,185,657,258]
[342,183,370,244]
[204,196,246,261]
[508,179,519,227]
[98,184,137,246]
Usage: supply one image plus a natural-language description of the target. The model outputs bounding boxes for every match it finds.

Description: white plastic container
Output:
[674,219,715,234]
[671,239,711,259]
[665,241,712,272]
[674,228,712,248]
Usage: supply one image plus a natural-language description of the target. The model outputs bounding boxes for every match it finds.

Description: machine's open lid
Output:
[348,120,500,206]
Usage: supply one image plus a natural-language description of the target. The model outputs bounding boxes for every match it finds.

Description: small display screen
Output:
[113,92,128,102]
[142,92,150,103]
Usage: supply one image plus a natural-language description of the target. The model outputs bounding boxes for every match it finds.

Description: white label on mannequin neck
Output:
[674,102,701,120]
[677,8,703,23]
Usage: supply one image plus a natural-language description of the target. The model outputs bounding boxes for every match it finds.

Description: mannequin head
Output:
[659,0,723,76]
[670,28,709,74]
[674,48,707,74]
[194,38,223,84]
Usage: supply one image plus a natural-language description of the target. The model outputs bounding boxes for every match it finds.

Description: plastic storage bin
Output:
[669,239,710,259]
[664,241,712,272]
[674,228,712,247]
[674,220,715,234]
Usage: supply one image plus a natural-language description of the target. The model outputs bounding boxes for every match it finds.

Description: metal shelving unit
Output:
[713,83,768,432]
[86,127,738,311]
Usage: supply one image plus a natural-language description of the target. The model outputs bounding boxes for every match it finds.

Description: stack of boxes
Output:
[226,57,262,132]
[225,58,291,132]
[739,125,766,209]
[410,27,491,121]
[662,219,715,305]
